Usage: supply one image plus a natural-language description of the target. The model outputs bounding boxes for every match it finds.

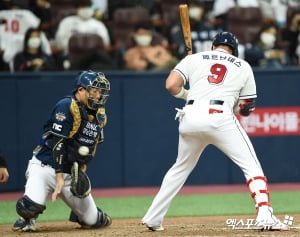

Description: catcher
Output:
[13,70,111,232]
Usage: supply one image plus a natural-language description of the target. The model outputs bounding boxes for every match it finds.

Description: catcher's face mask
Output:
[86,74,110,110]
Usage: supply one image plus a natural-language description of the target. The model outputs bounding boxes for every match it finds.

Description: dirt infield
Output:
[1,184,299,236]
[1,215,299,237]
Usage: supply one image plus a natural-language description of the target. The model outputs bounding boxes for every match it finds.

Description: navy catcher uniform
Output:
[13,70,111,232]
[142,32,289,231]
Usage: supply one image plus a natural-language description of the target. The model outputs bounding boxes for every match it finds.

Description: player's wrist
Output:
[173,87,188,100]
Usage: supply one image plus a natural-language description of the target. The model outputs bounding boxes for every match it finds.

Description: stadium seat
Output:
[68,33,104,61]
[159,0,186,28]
[227,7,263,44]
[111,7,150,48]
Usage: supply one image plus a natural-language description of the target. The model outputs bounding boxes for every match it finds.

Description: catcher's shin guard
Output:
[69,207,112,228]
[91,207,112,228]
[246,176,270,209]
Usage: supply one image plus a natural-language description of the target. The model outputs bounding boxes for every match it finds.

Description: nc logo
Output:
[53,123,62,132]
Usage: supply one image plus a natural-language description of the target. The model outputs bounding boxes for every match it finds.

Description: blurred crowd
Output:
[0,0,300,72]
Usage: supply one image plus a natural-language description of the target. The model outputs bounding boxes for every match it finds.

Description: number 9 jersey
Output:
[174,48,257,110]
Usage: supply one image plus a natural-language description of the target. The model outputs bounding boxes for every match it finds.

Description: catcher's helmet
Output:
[211,32,239,57]
[73,70,110,110]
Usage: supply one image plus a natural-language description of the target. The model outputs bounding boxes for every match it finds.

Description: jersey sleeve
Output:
[47,97,74,138]
[95,21,111,46]
[54,17,72,52]
[24,9,40,29]
[173,55,191,85]
[42,98,73,173]
[239,64,257,100]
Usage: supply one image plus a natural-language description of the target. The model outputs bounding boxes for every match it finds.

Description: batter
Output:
[142,32,289,231]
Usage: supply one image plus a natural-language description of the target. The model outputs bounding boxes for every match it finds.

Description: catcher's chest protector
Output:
[67,99,103,164]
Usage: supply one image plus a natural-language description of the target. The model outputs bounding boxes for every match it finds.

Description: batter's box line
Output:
[216,226,300,231]
[141,223,300,231]
[176,223,300,232]
[290,226,300,229]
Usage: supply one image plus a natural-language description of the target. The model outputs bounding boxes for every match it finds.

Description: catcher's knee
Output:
[16,195,46,219]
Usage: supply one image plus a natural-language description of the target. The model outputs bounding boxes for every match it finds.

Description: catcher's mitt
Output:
[70,162,91,198]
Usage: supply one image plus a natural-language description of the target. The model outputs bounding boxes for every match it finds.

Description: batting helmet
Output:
[211,32,239,57]
[73,70,110,109]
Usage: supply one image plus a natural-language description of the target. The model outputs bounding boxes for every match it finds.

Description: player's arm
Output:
[236,65,257,116]
[46,136,66,173]
[46,134,67,201]
[47,135,67,202]
[234,98,256,116]
[44,98,73,173]
[166,71,188,100]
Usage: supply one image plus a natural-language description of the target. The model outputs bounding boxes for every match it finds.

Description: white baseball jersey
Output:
[174,48,257,109]
[55,15,111,54]
[0,9,40,63]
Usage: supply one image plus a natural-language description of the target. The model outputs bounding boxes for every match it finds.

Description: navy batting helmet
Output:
[211,32,239,57]
[73,70,110,110]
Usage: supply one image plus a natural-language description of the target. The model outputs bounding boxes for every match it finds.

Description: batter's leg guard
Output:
[246,176,270,210]
[246,176,290,230]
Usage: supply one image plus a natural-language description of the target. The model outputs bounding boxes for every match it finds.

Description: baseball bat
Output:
[179,4,192,55]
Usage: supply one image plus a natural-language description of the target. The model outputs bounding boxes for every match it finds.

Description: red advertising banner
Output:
[237,107,300,136]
